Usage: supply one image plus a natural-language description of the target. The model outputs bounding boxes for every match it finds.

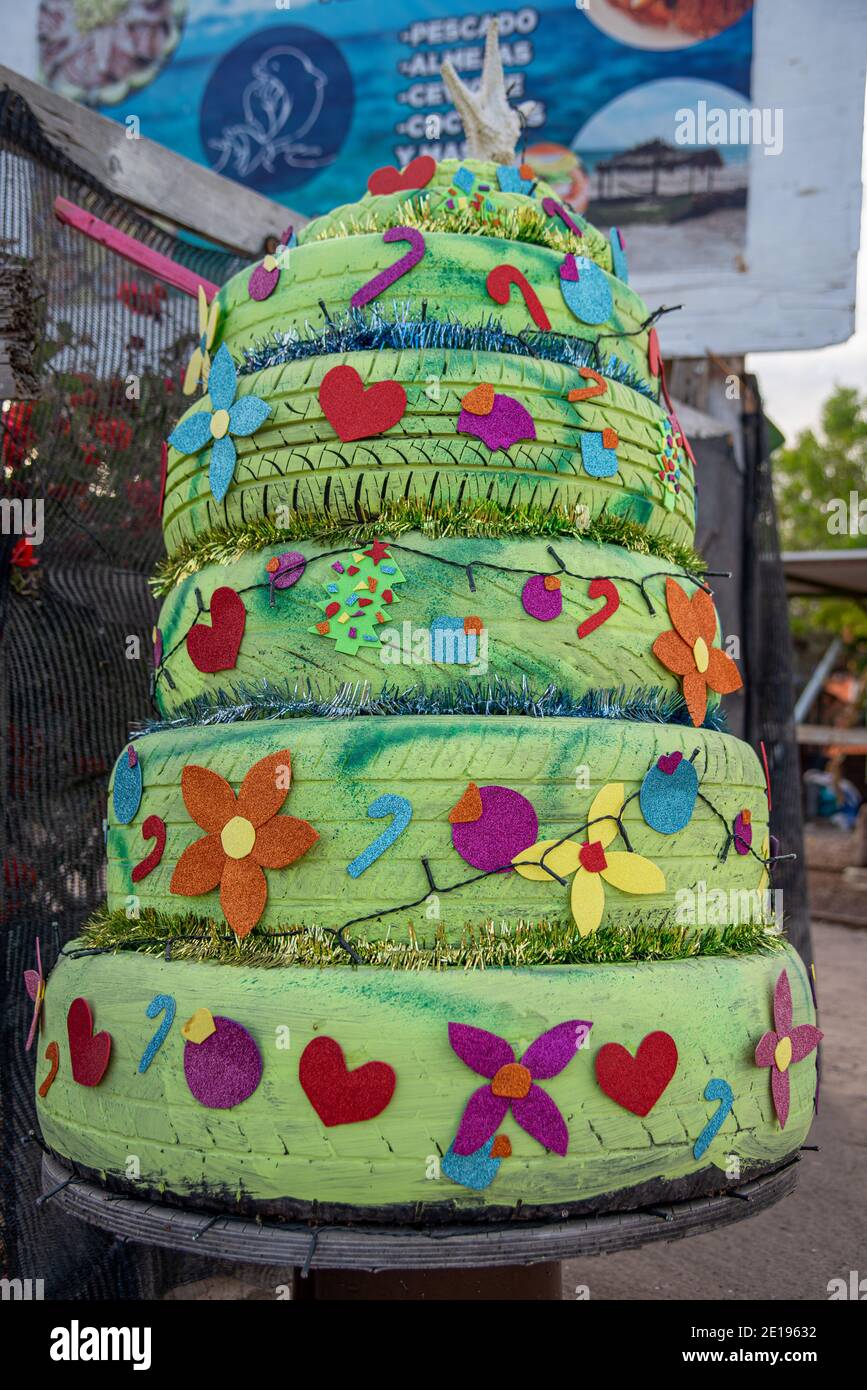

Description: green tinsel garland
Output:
[80,904,782,970]
[305,196,611,264]
[154,499,705,597]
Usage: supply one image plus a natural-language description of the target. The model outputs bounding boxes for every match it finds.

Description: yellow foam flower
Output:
[513,782,666,937]
[183,286,220,396]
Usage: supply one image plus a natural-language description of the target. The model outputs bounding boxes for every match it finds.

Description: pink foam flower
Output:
[23,937,44,1052]
[754,968,822,1129]
[449,1019,591,1157]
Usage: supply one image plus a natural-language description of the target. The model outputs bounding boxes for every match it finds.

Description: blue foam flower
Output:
[442,1136,501,1191]
[167,343,271,504]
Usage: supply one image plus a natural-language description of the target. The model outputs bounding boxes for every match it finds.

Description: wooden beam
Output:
[0,64,306,257]
[796,725,867,749]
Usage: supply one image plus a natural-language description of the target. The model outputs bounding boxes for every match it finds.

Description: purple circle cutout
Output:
[183,1016,262,1109]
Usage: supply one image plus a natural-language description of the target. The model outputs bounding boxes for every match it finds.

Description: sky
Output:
[747,92,867,445]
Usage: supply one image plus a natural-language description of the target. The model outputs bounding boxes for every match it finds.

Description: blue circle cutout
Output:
[199,26,354,195]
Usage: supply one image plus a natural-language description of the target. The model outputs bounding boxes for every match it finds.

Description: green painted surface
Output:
[37,944,816,1210]
[162,348,693,555]
[213,231,651,388]
[107,717,769,940]
[154,534,718,718]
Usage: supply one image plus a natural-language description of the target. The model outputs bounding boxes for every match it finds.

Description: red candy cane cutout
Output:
[131,815,167,883]
[577,578,620,639]
[486,265,552,331]
[542,197,583,238]
[39,1041,60,1098]
[567,367,608,403]
[351,226,426,309]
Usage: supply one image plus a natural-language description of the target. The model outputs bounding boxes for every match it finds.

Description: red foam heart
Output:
[595,1031,678,1116]
[367,155,436,197]
[299,1036,396,1127]
[319,365,407,443]
[67,997,112,1087]
[186,587,246,673]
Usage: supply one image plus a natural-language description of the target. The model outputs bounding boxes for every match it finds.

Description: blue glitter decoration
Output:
[442,1136,501,1190]
[346,793,413,878]
[693,1078,734,1160]
[496,165,533,195]
[113,745,143,824]
[580,432,619,479]
[560,254,613,326]
[138,994,176,1074]
[453,166,475,194]
[609,227,629,283]
[639,753,699,834]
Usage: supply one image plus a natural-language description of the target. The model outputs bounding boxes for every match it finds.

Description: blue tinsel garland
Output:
[137,679,727,738]
[239,302,658,401]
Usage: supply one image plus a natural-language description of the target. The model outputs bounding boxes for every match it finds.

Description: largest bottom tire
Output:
[37,943,816,1223]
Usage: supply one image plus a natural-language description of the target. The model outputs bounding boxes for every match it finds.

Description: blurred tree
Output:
[772,386,867,663]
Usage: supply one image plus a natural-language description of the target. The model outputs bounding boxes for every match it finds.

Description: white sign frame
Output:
[634,0,866,357]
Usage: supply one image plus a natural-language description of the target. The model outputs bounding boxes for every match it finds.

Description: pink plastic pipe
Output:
[53,196,220,302]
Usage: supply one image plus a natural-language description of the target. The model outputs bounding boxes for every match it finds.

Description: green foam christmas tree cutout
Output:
[309,540,406,655]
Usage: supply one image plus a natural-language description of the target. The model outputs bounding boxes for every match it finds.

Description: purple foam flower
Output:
[755,969,822,1129]
[449,1019,591,1157]
[457,393,536,453]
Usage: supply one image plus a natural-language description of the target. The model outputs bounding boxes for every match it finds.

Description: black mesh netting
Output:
[0,89,259,1299]
[741,386,810,961]
[0,91,810,1300]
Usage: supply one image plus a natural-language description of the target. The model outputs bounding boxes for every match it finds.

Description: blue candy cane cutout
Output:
[138,994,176,1074]
[347,794,413,879]
[693,1077,734,1160]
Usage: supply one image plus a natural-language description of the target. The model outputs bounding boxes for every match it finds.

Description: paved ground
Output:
[561,920,867,1301]
[165,920,865,1301]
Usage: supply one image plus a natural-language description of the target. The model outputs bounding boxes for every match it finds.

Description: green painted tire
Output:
[154,534,719,720]
[37,943,815,1219]
[213,231,653,390]
[299,158,614,272]
[108,717,768,940]
[163,350,693,556]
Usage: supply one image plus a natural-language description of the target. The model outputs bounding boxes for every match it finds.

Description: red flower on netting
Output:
[1,402,36,467]
[11,537,38,569]
[94,415,133,451]
[117,281,167,320]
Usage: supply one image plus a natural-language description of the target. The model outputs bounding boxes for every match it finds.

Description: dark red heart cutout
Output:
[67,997,112,1087]
[299,1036,396,1127]
[186,587,246,673]
[367,155,436,197]
[595,1030,678,1116]
[319,365,407,443]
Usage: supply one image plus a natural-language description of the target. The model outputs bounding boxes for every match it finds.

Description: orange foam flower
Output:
[652,578,742,726]
[170,749,318,938]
